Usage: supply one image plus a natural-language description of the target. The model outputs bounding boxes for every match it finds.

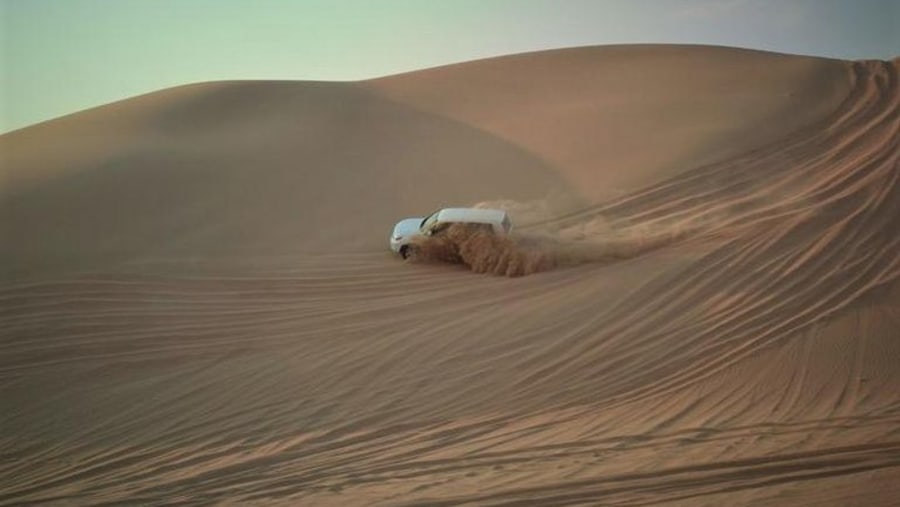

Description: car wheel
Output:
[401,245,418,261]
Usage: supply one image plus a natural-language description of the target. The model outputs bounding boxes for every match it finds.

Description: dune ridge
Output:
[1,46,899,505]
[415,60,896,283]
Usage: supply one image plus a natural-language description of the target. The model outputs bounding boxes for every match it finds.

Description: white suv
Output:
[390,208,512,259]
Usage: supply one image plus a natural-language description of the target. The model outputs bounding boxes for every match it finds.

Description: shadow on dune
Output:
[0,81,579,279]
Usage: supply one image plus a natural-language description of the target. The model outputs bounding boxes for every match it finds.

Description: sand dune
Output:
[1,45,898,505]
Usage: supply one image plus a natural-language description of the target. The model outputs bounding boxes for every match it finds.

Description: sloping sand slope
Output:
[1,45,898,505]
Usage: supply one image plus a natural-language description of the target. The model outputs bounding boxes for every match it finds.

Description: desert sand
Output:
[1,44,898,505]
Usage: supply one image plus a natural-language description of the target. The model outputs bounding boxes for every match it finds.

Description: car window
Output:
[420,211,440,231]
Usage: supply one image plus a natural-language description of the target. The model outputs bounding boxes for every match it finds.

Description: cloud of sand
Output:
[408,198,688,277]
[410,224,553,277]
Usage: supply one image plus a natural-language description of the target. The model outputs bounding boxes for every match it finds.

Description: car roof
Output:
[435,208,508,224]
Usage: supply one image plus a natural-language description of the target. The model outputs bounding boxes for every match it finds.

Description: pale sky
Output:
[1,0,897,133]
